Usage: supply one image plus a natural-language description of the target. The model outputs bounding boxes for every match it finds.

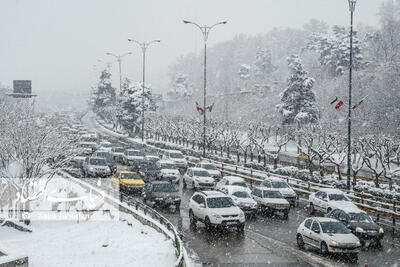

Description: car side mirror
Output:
[313,229,320,234]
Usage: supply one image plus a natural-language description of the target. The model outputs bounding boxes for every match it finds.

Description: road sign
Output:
[13,80,32,95]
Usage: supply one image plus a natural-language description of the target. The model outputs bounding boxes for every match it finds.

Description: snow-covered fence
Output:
[59,171,190,267]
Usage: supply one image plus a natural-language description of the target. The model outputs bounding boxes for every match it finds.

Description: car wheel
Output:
[183,179,187,189]
[309,203,315,215]
[189,210,197,226]
[320,241,329,256]
[296,234,304,249]
[205,217,212,231]
[327,207,332,214]
[283,211,289,220]
[192,182,196,191]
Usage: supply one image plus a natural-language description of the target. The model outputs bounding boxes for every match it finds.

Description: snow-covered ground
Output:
[0,176,177,267]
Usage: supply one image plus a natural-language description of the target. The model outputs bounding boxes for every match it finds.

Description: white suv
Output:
[189,191,245,232]
[183,168,215,190]
[165,150,187,169]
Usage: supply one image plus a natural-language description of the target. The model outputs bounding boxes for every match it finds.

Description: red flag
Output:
[335,100,344,110]
[206,103,215,112]
[195,102,204,115]
[352,95,368,110]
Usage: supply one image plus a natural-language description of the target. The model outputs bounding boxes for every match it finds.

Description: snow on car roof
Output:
[159,159,175,164]
[126,149,141,152]
[200,191,226,197]
[191,167,208,172]
[167,150,182,153]
[309,217,338,222]
[221,185,249,194]
[317,188,345,194]
[224,176,244,182]
[264,176,287,182]
[336,206,364,214]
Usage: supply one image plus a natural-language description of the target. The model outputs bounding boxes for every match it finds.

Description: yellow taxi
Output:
[111,171,145,193]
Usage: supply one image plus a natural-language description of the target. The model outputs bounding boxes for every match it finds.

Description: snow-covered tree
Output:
[254,48,277,79]
[118,79,156,137]
[305,25,365,76]
[92,69,116,119]
[277,54,319,125]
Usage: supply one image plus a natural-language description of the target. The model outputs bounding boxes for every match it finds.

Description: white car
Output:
[144,155,160,163]
[196,162,221,180]
[189,191,245,232]
[165,150,187,168]
[183,168,215,190]
[111,147,125,162]
[251,187,290,219]
[296,217,360,261]
[261,177,298,206]
[99,141,113,152]
[123,149,145,165]
[157,160,180,183]
[216,176,251,194]
[220,185,258,216]
[309,188,357,215]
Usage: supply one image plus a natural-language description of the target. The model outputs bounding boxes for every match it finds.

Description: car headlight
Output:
[212,213,222,219]
[154,197,163,201]
[106,167,110,172]
[140,171,144,175]
[89,167,94,171]
[356,227,364,233]
[330,240,339,246]
[379,227,384,233]
[356,240,361,246]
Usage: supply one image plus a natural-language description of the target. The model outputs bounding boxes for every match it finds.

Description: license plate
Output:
[225,221,236,225]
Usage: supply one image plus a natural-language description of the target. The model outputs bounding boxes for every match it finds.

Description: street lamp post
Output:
[347,0,357,190]
[127,39,160,143]
[183,19,227,157]
[105,52,132,94]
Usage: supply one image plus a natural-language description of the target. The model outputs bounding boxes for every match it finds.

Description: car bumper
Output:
[210,218,245,226]
[195,182,215,189]
[153,199,181,207]
[355,232,384,242]
[328,245,361,253]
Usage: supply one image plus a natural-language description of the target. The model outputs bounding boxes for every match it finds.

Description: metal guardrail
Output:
[60,171,188,267]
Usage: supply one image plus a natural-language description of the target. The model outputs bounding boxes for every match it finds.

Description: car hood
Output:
[264,198,289,205]
[194,176,215,183]
[236,198,257,206]
[152,191,180,198]
[277,188,296,196]
[74,156,86,161]
[120,179,145,185]
[161,169,180,175]
[210,206,242,215]
[324,233,358,244]
[89,165,108,170]
[348,221,379,231]
[126,156,144,160]
[330,201,358,210]
[206,170,220,176]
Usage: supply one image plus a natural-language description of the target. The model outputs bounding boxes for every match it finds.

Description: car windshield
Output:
[329,194,349,201]
[201,164,217,170]
[89,158,106,165]
[113,148,124,153]
[193,170,210,177]
[101,143,112,147]
[349,212,373,223]
[261,181,271,187]
[232,182,247,188]
[207,197,235,208]
[80,144,91,148]
[263,191,283,198]
[271,181,289,189]
[232,191,251,198]
[81,137,96,143]
[120,173,141,179]
[161,163,176,169]
[128,151,143,156]
[320,221,351,234]
[153,183,177,192]
[144,148,158,154]
[95,152,112,159]
[170,153,184,159]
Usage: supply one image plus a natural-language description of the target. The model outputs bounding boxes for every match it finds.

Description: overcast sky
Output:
[0,0,385,106]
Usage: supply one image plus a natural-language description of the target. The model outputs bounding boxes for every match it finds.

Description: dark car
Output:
[327,208,384,246]
[142,181,181,210]
[132,160,161,182]
[93,151,117,174]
